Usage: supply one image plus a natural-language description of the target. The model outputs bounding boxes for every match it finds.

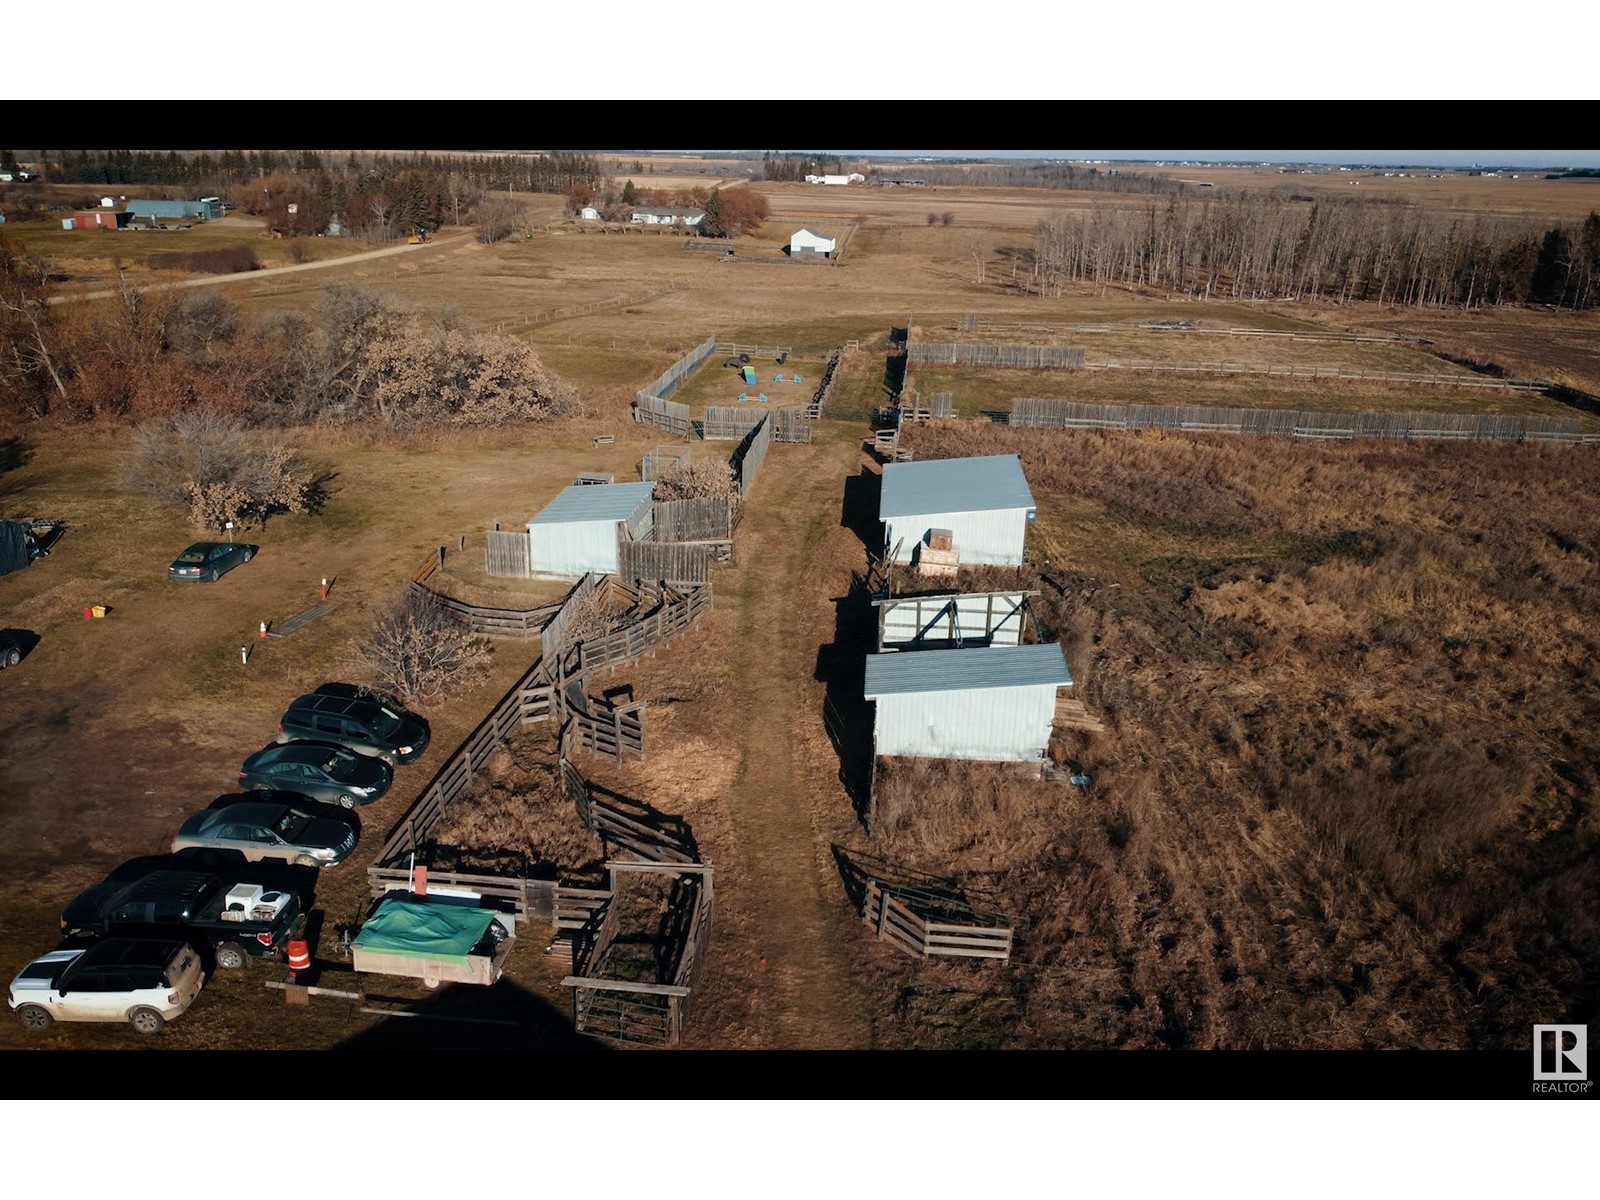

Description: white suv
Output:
[9,938,205,1033]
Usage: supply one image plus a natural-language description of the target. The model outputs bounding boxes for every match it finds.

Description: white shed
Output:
[821,175,850,186]
[864,643,1072,762]
[879,454,1036,565]
[528,482,656,578]
[790,228,836,257]
[579,206,602,221]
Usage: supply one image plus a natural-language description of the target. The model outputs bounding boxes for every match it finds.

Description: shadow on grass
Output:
[332,973,609,1051]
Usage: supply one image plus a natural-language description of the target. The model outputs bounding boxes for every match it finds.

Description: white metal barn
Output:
[528,482,655,577]
[879,454,1036,565]
[790,228,836,257]
[863,642,1072,762]
[579,206,602,220]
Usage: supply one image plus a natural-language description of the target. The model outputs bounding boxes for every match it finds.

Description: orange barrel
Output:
[286,940,311,975]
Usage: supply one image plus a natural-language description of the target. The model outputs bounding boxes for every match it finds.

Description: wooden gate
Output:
[485,529,531,577]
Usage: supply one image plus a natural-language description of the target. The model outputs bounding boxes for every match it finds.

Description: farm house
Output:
[527,482,655,577]
[789,228,836,257]
[879,454,1036,565]
[630,207,705,227]
[863,642,1072,763]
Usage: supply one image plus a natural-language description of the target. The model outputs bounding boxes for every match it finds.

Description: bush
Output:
[123,411,317,530]
[349,587,493,706]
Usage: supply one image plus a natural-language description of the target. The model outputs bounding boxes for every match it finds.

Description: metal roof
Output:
[864,642,1071,697]
[879,454,1035,519]
[530,482,655,525]
[792,227,833,240]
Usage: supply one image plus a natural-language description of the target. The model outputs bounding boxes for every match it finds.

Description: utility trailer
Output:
[350,892,515,989]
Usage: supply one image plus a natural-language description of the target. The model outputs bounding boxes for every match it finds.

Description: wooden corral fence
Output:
[633,394,693,439]
[773,407,813,444]
[618,540,711,585]
[374,573,705,869]
[564,861,714,1047]
[653,497,732,543]
[640,335,717,402]
[485,529,531,578]
[730,413,773,497]
[908,342,1087,369]
[809,346,846,418]
[712,341,793,360]
[564,581,712,674]
[564,758,698,865]
[1083,359,1551,390]
[1008,398,1587,443]
[641,444,693,481]
[410,547,565,635]
[963,315,1418,344]
[702,405,768,441]
[558,678,646,763]
[861,881,1015,961]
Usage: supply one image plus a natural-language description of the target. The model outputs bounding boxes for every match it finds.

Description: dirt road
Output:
[693,422,878,1049]
[50,233,475,304]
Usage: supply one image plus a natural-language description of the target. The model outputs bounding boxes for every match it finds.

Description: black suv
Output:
[275,690,429,766]
[60,869,304,969]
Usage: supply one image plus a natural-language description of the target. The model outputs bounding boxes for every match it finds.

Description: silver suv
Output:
[9,938,205,1033]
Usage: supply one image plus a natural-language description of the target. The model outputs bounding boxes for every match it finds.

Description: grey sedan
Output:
[240,742,393,808]
[172,801,357,867]
[168,542,256,583]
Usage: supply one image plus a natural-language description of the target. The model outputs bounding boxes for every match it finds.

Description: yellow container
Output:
[90,605,107,619]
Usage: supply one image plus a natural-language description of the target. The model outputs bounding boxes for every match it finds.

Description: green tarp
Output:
[352,898,498,963]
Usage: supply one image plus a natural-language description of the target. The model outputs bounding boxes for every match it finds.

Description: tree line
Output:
[1028,192,1600,309]
[5,150,607,242]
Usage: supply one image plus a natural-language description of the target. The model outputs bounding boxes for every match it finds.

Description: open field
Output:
[4,159,1600,1053]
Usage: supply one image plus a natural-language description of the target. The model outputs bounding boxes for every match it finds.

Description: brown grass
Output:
[873,421,1600,1050]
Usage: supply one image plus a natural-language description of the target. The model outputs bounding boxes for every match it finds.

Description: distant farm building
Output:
[863,642,1072,763]
[806,174,864,185]
[630,207,705,227]
[527,482,655,577]
[65,210,130,230]
[579,205,602,221]
[125,198,222,221]
[879,454,1036,565]
[789,228,836,258]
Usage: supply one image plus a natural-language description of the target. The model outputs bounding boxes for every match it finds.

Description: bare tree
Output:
[349,588,493,705]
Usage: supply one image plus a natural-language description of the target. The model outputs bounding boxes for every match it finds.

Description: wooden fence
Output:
[712,341,793,360]
[565,582,712,674]
[618,540,711,585]
[639,335,717,402]
[539,572,599,660]
[809,346,845,418]
[641,444,693,480]
[702,405,768,440]
[410,548,565,635]
[730,413,772,497]
[861,882,1014,961]
[908,342,1087,369]
[559,680,646,763]
[485,529,530,578]
[1008,398,1586,443]
[633,394,693,439]
[773,407,813,444]
[1083,359,1549,390]
[653,497,732,542]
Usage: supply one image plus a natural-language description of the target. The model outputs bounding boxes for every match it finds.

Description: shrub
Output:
[123,411,316,530]
[349,587,493,706]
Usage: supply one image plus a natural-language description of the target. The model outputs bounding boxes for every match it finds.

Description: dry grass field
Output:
[3,161,1598,1054]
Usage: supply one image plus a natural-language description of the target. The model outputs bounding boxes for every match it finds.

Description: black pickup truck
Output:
[60,869,304,969]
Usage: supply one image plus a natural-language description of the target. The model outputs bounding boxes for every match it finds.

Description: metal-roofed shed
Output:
[863,642,1071,762]
[879,453,1036,565]
[528,482,655,577]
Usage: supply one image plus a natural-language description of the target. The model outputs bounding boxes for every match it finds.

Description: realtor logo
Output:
[1533,1025,1587,1081]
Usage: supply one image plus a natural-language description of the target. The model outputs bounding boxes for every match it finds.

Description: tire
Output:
[206,569,218,583]
[241,548,254,563]
[336,794,356,810]
[295,854,320,868]
[252,783,273,793]
[16,1004,52,1031]
[128,1006,165,1034]
[2,648,18,669]
[215,942,248,970]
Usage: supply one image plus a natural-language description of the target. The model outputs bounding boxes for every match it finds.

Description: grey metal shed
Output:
[879,454,1036,565]
[863,642,1071,762]
[528,482,655,577]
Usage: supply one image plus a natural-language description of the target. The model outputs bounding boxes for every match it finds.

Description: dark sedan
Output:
[168,541,255,583]
[172,801,357,867]
[239,742,393,808]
